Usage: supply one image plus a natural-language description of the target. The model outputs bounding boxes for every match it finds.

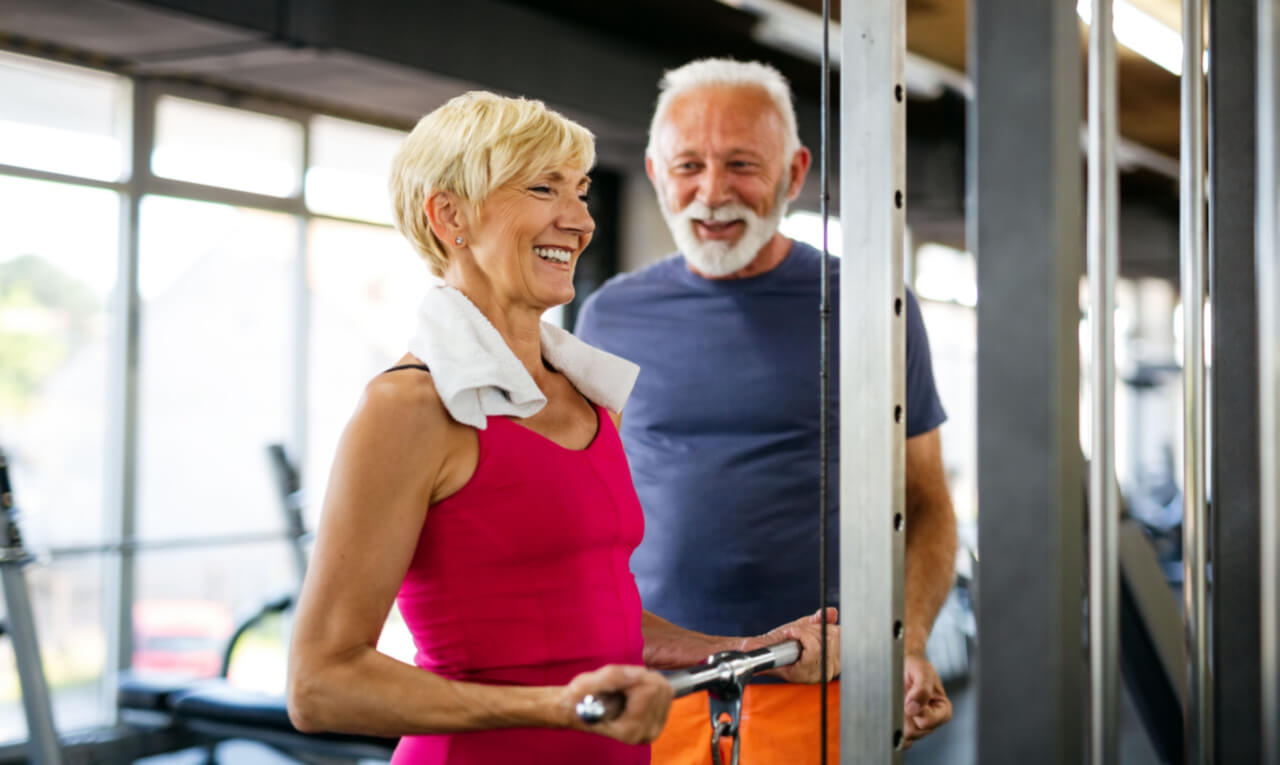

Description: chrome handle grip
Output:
[576,639,802,724]
[575,692,624,724]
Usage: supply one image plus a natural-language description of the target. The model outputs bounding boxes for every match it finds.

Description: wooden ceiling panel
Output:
[1116,46,1180,157]
[906,0,966,73]
[1129,0,1181,30]
[783,0,1180,158]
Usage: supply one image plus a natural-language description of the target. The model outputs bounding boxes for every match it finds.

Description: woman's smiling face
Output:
[462,166,595,312]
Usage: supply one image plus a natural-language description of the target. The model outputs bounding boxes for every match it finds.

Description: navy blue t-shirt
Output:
[575,241,946,638]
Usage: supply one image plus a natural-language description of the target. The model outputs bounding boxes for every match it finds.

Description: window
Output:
[134,546,296,685]
[914,242,977,307]
[916,299,977,523]
[24,560,111,731]
[779,210,842,256]
[307,116,406,224]
[0,176,117,548]
[912,242,978,523]
[135,196,297,540]
[0,635,20,743]
[152,97,303,197]
[0,52,130,182]
[0,55,128,742]
[0,560,112,741]
[130,196,300,684]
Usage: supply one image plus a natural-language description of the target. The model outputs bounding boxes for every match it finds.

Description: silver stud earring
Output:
[455,236,465,246]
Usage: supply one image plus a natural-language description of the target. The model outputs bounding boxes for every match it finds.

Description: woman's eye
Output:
[529,185,552,194]
[579,194,590,203]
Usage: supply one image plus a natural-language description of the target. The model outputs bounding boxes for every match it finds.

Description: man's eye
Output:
[529,185,552,193]
[579,194,590,203]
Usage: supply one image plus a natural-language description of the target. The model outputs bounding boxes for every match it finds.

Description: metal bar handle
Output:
[667,639,803,697]
[576,639,802,724]
[1181,0,1212,762]
[1258,0,1280,762]
[1087,0,1121,763]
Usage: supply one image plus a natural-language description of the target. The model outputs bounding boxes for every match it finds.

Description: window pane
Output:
[306,116,405,224]
[0,558,112,742]
[152,97,302,197]
[0,174,117,741]
[137,196,296,540]
[918,300,977,523]
[0,52,130,182]
[780,210,843,256]
[305,219,428,527]
[133,544,296,684]
[915,242,978,307]
[0,629,21,744]
[0,176,116,548]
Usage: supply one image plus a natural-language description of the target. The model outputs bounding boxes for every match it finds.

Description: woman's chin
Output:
[546,291,575,310]
[532,280,575,310]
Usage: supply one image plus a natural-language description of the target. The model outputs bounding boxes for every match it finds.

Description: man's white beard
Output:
[660,183,789,277]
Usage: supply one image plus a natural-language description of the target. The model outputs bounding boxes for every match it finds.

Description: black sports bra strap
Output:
[383,363,431,374]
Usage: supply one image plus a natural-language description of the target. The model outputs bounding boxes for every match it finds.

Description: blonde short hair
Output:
[390,91,596,276]
[646,58,800,162]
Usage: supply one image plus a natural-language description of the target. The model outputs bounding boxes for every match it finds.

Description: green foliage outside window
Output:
[0,254,100,415]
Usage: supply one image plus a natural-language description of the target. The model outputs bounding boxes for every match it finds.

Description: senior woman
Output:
[286,92,838,764]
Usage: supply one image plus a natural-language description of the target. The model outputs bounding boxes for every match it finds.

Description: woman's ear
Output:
[425,191,467,245]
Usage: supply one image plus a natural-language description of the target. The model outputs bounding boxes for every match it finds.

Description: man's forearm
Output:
[903,488,957,657]
[640,610,738,670]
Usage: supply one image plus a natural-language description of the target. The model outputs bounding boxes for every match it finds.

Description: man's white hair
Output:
[646,58,801,162]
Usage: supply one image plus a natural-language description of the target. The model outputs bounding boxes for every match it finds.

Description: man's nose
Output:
[696,165,734,208]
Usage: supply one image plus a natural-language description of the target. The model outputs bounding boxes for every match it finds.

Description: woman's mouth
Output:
[534,246,572,264]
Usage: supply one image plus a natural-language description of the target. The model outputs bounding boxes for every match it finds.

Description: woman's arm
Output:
[287,372,539,735]
[287,374,669,741]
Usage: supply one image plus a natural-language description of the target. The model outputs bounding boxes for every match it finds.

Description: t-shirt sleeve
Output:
[573,289,606,347]
[905,288,947,437]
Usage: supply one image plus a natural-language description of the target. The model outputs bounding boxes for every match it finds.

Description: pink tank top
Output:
[392,404,648,764]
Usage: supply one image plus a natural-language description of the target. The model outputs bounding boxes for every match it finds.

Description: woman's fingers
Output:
[564,664,673,744]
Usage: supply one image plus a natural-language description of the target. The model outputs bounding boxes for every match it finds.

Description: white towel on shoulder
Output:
[406,285,640,430]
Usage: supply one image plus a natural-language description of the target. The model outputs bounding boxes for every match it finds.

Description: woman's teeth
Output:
[534,247,571,264]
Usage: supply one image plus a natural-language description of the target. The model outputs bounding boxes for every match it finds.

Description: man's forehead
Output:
[657,85,786,152]
[666,84,779,121]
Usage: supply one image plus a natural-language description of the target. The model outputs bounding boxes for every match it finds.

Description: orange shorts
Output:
[651,682,840,765]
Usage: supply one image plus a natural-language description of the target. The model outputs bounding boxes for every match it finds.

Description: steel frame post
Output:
[839,0,907,761]
[969,0,1086,761]
[1209,0,1261,761]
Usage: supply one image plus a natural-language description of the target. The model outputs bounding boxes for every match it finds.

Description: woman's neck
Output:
[444,278,552,385]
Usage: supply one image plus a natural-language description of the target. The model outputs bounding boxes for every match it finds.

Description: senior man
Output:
[575,58,957,762]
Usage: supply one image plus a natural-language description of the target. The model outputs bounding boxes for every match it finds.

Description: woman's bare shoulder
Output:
[361,358,442,410]
[345,357,476,499]
[341,359,446,447]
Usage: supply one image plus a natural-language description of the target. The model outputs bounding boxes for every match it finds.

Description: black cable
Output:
[818,0,832,761]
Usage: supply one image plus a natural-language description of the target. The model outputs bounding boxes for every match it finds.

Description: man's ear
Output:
[645,154,658,186]
[425,190,466,244]
[787,146,813,201]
